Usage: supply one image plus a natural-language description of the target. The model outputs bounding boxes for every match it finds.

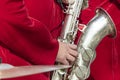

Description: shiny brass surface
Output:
[51,0,89,80]
[51,0,86,80]
[68,8,116,80]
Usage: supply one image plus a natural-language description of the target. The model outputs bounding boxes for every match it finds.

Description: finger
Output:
[68,44,77,50]
[68,49,78,57]
[66,54,76,62]
[62,59,70,65]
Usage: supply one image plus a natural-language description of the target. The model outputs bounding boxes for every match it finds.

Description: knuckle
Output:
[71,57,75,62]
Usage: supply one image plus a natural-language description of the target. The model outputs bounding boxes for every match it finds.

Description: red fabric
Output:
[117,0,120,3]
[0,0,63,80]
[0,46,48,80]
[24,0,64,39]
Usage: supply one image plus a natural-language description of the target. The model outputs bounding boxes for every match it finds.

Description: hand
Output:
[56,42,78,65]
[62,0,75,4]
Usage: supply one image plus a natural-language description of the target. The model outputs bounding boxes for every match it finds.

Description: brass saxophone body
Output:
[58,0,87,43]
[51,0,88,80]
[68,8,116,80]
[52,0,116,80]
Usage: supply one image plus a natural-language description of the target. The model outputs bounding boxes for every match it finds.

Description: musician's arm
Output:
[0,0,59,65]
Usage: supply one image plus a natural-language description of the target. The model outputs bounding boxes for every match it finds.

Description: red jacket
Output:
[0,0,63,80]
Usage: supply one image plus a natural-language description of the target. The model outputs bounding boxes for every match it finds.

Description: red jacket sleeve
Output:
[0,0,58,65]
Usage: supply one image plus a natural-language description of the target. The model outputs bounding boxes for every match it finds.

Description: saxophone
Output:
[51,0,88,80]
[68,8,116,80]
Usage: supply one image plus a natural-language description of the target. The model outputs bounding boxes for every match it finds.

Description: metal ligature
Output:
[51,0,88,80]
